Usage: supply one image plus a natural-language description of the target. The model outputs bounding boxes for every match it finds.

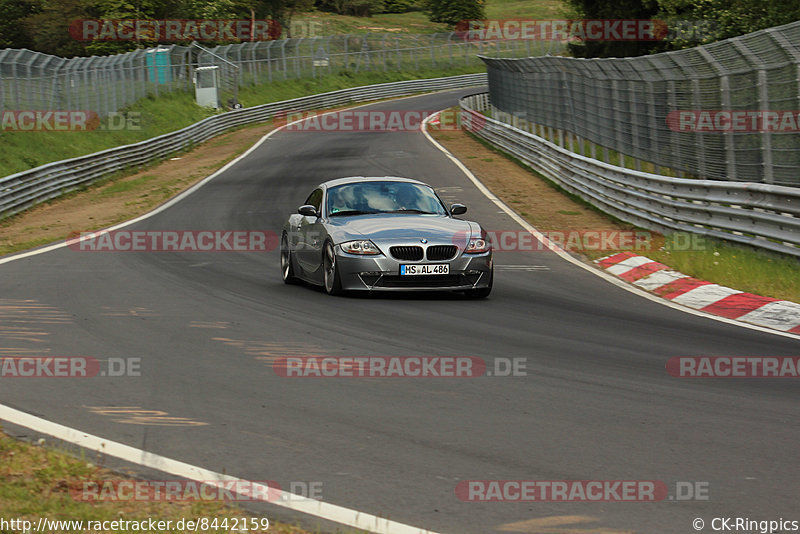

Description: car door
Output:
[296,188,325,274]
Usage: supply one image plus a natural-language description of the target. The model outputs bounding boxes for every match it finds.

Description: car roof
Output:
[318,176,430,189]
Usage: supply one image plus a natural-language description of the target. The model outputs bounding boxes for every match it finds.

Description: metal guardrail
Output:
[0,73,487,220]
[460,93,800,258]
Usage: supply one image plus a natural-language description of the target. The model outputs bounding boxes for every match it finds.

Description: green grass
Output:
[486,0,570,19]
[99,175,158,197]
[0,95,219,178]
[646,237,800,303]
[292,11,447,35]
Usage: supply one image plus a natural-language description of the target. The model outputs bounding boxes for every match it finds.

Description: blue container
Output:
[146,47,172,84]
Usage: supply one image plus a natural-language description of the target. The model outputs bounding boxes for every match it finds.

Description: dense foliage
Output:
[422,0,485,26]
[566,0,800,58]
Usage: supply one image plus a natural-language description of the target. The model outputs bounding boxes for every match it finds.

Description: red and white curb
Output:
[596,252,800,334]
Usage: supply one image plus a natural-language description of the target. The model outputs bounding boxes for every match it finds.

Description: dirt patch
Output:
[0,122,275,255]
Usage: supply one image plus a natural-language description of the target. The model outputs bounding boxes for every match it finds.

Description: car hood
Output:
[326,214,477,244]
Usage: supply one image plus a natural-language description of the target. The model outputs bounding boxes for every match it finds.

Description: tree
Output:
[0,0,40,49]
[23,0,95,57]
[316,0,386,17]
[423,0,485,27]
[564,0,661,58]
[655,0,800,50]
[565,0,800,58]
[223,0,313,37]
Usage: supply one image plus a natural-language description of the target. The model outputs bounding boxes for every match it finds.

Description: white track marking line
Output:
[0,404,438,534]
[420,110,800,341]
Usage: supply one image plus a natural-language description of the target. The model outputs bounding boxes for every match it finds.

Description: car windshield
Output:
[326,181,447,216]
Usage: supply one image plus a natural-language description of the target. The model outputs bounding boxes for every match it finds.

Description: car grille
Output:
[426,245,458,261]
[376,275,464,288]
[390,246,423,261]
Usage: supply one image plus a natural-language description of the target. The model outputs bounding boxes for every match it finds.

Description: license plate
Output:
[400,264,449,275]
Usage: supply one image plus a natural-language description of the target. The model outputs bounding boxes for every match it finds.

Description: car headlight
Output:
[464,238,490,254]
[340,240,382,255]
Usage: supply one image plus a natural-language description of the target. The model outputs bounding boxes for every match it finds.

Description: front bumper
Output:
[334,247,493,292]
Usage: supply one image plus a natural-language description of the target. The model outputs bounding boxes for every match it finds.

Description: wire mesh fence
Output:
[0,34,563,118]
[482,21,800,187]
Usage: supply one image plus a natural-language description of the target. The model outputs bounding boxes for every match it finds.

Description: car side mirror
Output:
[450,203,467,216]
[298,205,318,217]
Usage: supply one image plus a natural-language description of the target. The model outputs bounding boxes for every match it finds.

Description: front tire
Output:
[280,234,299,284]
[323,241,343,295]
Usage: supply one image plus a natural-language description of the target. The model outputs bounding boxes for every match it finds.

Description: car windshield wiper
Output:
[385,209,438,214]
[329,210,380,216]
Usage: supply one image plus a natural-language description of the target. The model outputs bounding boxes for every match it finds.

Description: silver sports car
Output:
[280,176,493,297]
